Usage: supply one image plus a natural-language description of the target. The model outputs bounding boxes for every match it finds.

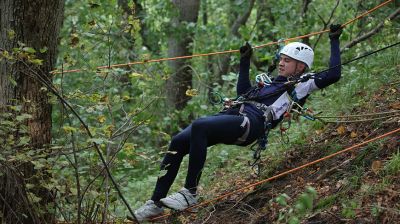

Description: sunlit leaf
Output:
[23,47,36,54]
[336,125,346,135]
[39,47,48,53]
[30,59,43,65]
[7,29,15,40]
[371,160,382,174]
[16,114,32,122]
[129,72,143,78]
[185,88,198,97]
[97,115,106,123]
[62,126,77,133]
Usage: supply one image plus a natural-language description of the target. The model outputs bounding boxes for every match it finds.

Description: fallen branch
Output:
[316,159,351,181]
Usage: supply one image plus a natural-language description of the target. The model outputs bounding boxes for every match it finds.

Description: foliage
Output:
[1,0,399,222]
[275,187,318,224]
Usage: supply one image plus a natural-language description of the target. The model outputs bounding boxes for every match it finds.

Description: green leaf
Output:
[27,192,42,203]
[70,187,78,196]
[16,114,32,122]
[276,193,289,206]
[31,160,45,170]
[23,47,36,54]
[26,184,35,189]
[306,186,317,197]
[301,193,313,209]
[8,75,17,87]
[30,59,43,65]
[295,201,306,213]
[158,169,168,178]
[88,138,104,144]
[39,47,48,53]
[17,136,30,146]
[288,216,300,224]
[7,29,15,40]
[1,120,14,127]
[62,126,77,133]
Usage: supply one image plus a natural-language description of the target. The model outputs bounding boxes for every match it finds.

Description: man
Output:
[134,24,343,222]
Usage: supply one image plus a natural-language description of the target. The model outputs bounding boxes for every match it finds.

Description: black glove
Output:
[329,24,343,39]
[240,42,253,59]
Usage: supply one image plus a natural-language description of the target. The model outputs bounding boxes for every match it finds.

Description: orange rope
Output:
[150,127,400,221]
[51,0,394,75]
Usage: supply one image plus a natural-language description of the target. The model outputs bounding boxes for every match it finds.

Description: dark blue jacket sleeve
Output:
[237,57,252,96]
[314,37,341,89]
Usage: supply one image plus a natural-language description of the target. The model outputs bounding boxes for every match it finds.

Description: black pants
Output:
[150,110,264,201]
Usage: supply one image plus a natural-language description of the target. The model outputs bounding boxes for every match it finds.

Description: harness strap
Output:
[234,101,274,144]
[244,100,273,128]
[234,104,251,144]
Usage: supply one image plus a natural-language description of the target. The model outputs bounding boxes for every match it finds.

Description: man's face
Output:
[278,54,306,77]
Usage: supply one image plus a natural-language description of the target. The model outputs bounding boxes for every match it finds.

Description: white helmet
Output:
[280,42,314,69]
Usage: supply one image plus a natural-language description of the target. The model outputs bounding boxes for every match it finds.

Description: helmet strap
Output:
[289,61,305,79]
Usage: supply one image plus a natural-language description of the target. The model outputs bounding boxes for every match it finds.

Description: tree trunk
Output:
[0,0,64,223]
[166,0,200,110]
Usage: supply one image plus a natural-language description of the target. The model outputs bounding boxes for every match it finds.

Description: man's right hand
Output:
[240,42,253,59]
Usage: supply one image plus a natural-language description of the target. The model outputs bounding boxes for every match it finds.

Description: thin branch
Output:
[313,8,327,26]
[0,189,23,224]
[201,204,216,224]
[231,0,256,38]
[17,60,138,222]
[313,0,340,49]
[301,0,312,17]
[68,118,82,224]
[341,7,400,52]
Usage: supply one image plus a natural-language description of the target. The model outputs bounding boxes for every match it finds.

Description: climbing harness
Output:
[234,104,251,145]
[208,91,226,105]
[255,73,272,87]
[233,99,273,145]
[291,101,322,121]
[214,72,320,167]
[248,123,271,176]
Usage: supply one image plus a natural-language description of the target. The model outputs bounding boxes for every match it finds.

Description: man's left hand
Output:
[329,24,343,39]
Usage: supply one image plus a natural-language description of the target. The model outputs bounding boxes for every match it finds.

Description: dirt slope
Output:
[167,82,399,224]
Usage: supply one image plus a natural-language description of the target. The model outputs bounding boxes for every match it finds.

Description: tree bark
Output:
[0,0,64,223]
[166,0,200,110]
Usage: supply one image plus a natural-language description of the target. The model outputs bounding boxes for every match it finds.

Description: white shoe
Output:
[134,200,164,222]
[160,187,198,211]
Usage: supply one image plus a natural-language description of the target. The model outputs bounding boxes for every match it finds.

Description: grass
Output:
[384,150,400,176]
[315,194,338,210]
